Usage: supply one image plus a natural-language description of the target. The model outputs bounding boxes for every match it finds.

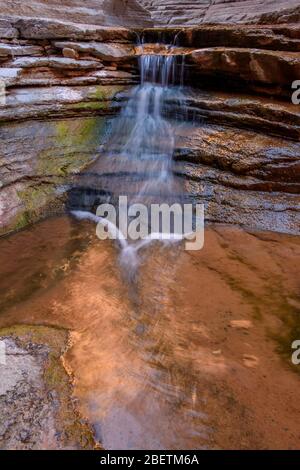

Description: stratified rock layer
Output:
[0,0,152,27]
[0,17,140,234]
[140,0,300,26]
[2,0,300,27]
[0,5,299,235]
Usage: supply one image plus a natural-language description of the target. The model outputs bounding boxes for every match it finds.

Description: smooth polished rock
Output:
[0,115,112,232]
[62,47,79,60]
[0,326,96,449]
[0,59,136,87]
[140,25,300,52]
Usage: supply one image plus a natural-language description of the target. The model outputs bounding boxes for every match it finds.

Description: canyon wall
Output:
[0,1,299,235]
[140,0,300,26]
[0,0,299,453]
[0,0,152,27]
[0,17,141,233]
[1,1,300,27]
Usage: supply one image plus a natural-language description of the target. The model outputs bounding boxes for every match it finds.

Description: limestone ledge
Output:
[173,123,300,192]
[167,90,300,140]
[0,85,127,122]
[0,18,299,99]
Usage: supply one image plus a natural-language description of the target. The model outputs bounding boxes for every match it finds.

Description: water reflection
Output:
[0,217,299,450]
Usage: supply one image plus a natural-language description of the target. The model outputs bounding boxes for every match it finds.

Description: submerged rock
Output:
[0,325,97,450]
[140,0,300,26]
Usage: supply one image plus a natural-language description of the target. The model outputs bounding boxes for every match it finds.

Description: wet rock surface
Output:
[0,114,116,233]
[0,85,127,121]
[0,218,299,450]
[0,4,299,237]
[141,24,300,52]
[168,89,300,139]
[74,86,299,234]
[0,14,138,234]
[0,326,96,450]
[175,123,300,187]
[172,89,300,234]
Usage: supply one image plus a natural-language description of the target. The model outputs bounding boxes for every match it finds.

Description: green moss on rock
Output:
[4,115,111,235]
[86,85,125,102]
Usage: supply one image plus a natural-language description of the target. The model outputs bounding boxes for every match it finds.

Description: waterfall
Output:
[101,51,186,206]
[71,47,189,270]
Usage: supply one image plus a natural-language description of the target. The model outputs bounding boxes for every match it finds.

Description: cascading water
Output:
[97,50,187,204]
[52,50,212,449]
[71,48,189,272]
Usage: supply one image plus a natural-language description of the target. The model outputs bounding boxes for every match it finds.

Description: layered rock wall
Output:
[140,0,300,26]
[0,2,299,234]
[2,1,300,27]
[0,17,141,233]
[0,0,152,27]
